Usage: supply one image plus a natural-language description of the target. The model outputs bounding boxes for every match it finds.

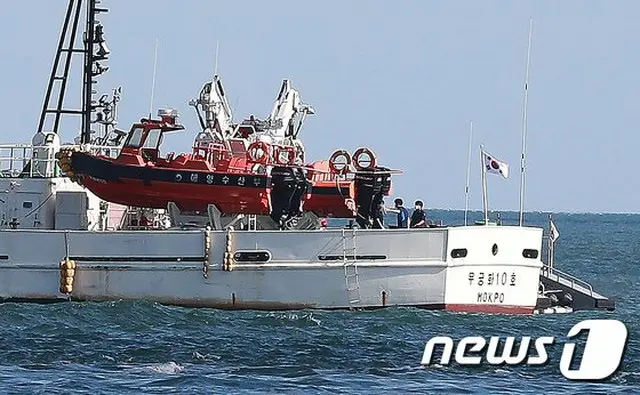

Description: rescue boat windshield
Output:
[123,126,163,150]
[124,127,145,148]
[143,129,162,149]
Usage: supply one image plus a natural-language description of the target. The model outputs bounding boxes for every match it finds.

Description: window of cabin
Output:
[143,129,162,149]
[124,127,145,148]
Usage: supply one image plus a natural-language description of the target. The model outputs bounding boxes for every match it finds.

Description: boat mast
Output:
[35,0,113,144]
[464,121,473,226]
[82,0,111,144]
[36,0,83,137]
[518,18,533,226]
[81,0,96,144]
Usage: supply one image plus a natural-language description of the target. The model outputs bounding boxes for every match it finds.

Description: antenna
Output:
[214,40,219,76]
[149,38,159,118]
[518,18,533,226]
[464,121,473,226]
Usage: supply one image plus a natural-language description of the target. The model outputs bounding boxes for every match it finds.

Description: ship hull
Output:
[0,226,543,314]
[70,151,272,213]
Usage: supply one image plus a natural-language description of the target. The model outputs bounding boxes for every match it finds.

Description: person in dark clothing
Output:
[394,198,409,228]
[372,199,385,229]
[410,200,427,228]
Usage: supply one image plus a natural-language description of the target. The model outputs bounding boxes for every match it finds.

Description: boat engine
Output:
[354,167,392,229]
[269,166,311,229]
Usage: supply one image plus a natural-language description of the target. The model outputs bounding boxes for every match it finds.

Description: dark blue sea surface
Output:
[0,211,637,394]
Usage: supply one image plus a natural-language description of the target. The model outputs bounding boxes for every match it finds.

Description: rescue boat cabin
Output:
[115,108,185,168]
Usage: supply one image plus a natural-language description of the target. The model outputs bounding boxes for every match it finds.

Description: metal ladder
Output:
[342,228,361,308]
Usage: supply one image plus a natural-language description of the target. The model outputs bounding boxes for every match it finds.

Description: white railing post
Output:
[1,143,123,178]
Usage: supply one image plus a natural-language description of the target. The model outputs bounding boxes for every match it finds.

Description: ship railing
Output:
[61,144,122,158]
[540,233,595,297]
[192,142,230,165]
[540,265,594,297]
[0,143,121,178]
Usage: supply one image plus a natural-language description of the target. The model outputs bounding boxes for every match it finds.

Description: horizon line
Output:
[426,207,640,215]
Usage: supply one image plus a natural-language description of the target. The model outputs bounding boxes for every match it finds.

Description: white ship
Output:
[0,0,614,314]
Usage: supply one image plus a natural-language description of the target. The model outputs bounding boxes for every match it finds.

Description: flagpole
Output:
[480,144,489,225]
[518,18,533,227]
[549,215,553,268]
[464,121,473,226]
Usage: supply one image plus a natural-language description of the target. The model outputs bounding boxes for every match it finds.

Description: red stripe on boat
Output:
[445,304,534,315]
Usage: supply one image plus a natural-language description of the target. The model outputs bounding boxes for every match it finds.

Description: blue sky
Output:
[1,1,639,213]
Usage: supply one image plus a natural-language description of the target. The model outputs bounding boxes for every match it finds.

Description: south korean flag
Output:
[549,218,560,242]
[482,151,509,179]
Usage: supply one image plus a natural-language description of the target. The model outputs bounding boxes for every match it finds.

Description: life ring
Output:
[352,147,377,171]
[246,141,270,164]
[273,145,296,166]
[328,149,352,175]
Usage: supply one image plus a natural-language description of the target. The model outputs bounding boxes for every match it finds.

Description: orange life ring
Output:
[352,147,377,171]
[273,145,296,166]
[247,141,270,164]
[328,149,352,175]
